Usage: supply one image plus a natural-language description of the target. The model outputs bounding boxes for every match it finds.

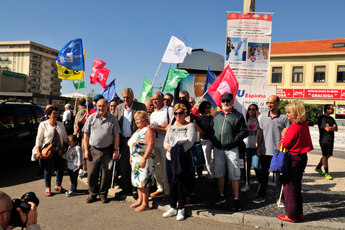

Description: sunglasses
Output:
[179,97,186,100]
[164,98,171,102]
[205,106,212,109]
[221,99,231,103]
[174,112,184,116]
[248,108,256,111]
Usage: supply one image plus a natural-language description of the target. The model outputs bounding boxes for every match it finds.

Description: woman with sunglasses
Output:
[163,103,196,221]
[241,104,262,192]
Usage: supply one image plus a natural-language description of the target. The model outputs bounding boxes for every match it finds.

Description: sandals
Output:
[45,188,51,196]
[55,186,67,193]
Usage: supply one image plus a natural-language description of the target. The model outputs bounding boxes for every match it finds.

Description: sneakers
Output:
[277,215,296,223]
[79,172,88,178]
[176,209,185,221]
[277,200,285,208]
[253,197,265,204]
[232,199,241,212]
[213,194,226,205]
[315,168,325,176]
[240,185,250,192]
[163,207,177,218]
[65,190,76,197]
[325,173,333,180]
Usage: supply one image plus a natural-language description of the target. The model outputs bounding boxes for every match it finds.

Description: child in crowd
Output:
[63,135,82,197]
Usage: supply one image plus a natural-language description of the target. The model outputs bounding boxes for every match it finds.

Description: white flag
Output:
[161,36,192,64]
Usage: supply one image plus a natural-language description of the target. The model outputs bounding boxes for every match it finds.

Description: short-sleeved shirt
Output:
[83,112,121,148]
[259,111,289,156]
[318,114,337,144]
[150,105,173,147]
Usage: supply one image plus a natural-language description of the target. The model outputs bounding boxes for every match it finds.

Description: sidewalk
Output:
[80,150,345,229]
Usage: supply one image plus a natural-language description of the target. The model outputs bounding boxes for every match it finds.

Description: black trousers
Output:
[118,136,132,192]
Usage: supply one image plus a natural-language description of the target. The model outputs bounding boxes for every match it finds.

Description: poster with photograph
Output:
[226,13,273,86]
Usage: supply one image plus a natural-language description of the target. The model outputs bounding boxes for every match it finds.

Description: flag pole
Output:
[151,62,162,90]
[83,75,89,115]
[193,89,209,109]
[74,79,82,112]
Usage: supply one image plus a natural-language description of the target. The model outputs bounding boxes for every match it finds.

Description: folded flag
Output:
[102,79,116,103]
[203,67,217,108]
[162,67,189,92]
[56,38,84,71]
[73,78,85,90]
[139,77,153,103]
[161,36,192,64]
[207,65,239,106]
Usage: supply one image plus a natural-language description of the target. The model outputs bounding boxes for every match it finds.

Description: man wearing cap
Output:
[89,94,104,115]
[211,93,248,211]
[83,99,121,203]
[115,88,147,195]
[253,95,289,207]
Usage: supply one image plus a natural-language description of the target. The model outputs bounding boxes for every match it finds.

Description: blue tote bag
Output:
[269,143,290,175]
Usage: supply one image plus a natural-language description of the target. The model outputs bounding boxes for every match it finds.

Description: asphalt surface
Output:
[1,149,345,229]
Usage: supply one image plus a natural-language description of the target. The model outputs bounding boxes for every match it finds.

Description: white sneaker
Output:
[176,208,185,221]
[163,207,177,218]
[240,185,250,192]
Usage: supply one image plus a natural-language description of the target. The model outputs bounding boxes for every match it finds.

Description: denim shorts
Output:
[213,147,241,180]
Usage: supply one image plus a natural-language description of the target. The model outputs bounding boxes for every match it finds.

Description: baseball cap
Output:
[94,94,104,101]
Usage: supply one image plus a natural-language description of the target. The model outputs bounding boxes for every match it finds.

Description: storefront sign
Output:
[277,88,345,99]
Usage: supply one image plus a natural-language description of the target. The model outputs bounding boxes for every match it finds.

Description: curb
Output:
[79,178,345,230]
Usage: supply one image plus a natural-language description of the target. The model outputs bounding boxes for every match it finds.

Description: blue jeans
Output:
[42,154,65,188]
[68,169,79,192]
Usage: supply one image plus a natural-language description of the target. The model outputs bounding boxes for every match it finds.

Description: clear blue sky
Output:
[2,0,345,98]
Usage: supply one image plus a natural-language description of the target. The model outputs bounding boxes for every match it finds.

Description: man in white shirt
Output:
[149,92,173,198]
[62,103,72,125]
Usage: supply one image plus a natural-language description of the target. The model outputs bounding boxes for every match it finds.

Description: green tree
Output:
[279,100,321,126]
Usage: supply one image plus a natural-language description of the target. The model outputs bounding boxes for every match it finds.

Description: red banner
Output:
[89,59,106,84]
[277,88,345,99]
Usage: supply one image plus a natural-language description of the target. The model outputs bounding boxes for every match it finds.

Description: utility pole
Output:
[243,0,255,13]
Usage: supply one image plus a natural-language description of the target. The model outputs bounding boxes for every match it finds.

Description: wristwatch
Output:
[114,148,119,151]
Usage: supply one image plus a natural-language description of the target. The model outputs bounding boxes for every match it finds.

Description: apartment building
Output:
[269,38,345,118]
[0,41,61,98]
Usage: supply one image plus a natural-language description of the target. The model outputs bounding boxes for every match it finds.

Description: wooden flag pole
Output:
[151,62,162,90]
[74,79,82,112]
[192,89,209,110]
[83,75,89,115]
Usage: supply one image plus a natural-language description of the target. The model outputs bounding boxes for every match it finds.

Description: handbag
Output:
[187,142,206,168]
[40,143,53,159]
[269,142,290,175]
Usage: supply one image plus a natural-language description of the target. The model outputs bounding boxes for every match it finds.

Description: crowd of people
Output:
[29,88,338,223]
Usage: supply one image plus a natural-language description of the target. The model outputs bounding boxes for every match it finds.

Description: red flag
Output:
[89,59,106,84]
[96,68,110,88]
[207,65,239,106]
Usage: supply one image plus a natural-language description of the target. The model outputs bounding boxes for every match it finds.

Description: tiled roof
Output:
[271,38,345,54]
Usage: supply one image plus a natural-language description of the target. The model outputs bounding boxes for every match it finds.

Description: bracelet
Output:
[114,148,119,151]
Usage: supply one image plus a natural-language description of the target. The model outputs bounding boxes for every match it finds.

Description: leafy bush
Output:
[279,100,321,126]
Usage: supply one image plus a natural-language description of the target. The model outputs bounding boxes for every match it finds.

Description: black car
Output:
[0,102,45,158]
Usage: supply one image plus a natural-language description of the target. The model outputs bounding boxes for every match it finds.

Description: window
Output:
[271,67,282,83]
[337,65,345,83]
[0,106,14,129]
[15,106,36,126]
[314,65,326,83]
[292,66,303,83]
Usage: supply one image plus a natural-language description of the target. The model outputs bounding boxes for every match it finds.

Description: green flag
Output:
[73,78,85,90]
[161,67,189,92]
[139,77,153,103]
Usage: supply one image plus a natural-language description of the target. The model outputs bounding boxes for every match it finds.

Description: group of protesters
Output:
[32,87,338,223]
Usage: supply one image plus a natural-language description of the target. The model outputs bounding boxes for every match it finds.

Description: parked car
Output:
[0,101,45,158]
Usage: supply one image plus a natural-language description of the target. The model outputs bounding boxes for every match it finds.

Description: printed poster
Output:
[226,13,273,85]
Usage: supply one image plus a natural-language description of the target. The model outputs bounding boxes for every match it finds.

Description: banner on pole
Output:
[139,77,153,103]
[161,36,192,64]
[73,78,85,89]
[225,13,273,85]
[162,67,189,92]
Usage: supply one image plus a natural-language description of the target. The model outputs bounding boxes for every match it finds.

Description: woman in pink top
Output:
[279,102,313,223]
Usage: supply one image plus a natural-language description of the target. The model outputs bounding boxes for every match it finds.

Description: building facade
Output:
[269,38,345,119]
[0,41,61,101]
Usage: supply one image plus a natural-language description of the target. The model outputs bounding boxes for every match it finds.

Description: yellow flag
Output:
[57,62,84,80]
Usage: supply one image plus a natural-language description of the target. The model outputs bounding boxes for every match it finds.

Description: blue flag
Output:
[102,79,116,103]
[203,67,217,108]
[56,38,85,71]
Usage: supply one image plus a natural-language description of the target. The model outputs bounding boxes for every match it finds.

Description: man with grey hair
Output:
[63,103,72,125]
[0,191,41,230]
[83,99,121,203]
[115,88,147,195]
[149,92,173,199]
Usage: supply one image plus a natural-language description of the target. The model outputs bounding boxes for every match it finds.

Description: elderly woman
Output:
[163,103,196,221]
[128,111,155,211]
[278,102,313,222]
[35,106,67,196]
